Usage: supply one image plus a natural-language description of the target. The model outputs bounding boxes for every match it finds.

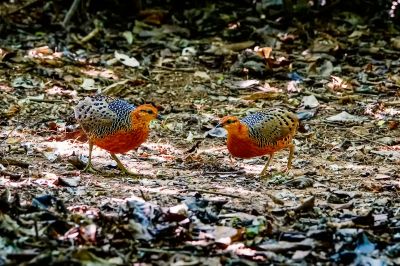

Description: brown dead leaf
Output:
[361,180,383,192]
[388,121,399,130]
[364,63,373,72]
[214,226,243,246]
[3,104,21,118]
[326,75,351,91]
[391,37,400,50]
[0,48,11,61]
[266,193,284,205]
[138,9,168,25]
[311,36,340,53]
[80,224,97,243]
[0,84,14,92]
[294,196,315,213]
[28,46,53,56]
[259,238,314,252]
[242,92,282,101]
[338,95,361,105]
[225,41,255,51]
[5,137,21,145]
[256,47,272,59]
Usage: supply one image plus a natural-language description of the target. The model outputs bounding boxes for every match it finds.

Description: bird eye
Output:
[226,119,234,124]
[141,109,154,114]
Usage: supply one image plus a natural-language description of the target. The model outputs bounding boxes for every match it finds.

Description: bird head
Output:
[216,116,241,132]
[133,104,160,123]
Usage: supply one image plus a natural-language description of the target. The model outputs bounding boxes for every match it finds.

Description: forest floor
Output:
[0,1,399,265]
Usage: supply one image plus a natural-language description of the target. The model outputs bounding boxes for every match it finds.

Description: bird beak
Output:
[156,114,163,120]
[215,123,222,128]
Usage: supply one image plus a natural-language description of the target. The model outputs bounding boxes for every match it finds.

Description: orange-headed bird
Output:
[217,109,299,176]
[74,95,160,175]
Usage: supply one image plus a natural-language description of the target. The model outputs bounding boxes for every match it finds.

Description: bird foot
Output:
[260,166,287,178]
[259,172,272,178]
[119,167,138,177]
[259,168,272,178]
[83,163,99,174]
[280,166,291,174]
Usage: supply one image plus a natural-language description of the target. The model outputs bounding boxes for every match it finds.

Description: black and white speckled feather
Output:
[74,95,136,138]
[241,109,298,148]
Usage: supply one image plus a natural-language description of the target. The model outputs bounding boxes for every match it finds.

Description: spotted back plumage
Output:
[241,108,299,148]
[74,95,136,139]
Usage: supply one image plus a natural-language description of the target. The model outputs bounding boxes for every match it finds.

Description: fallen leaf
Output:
[81,78,97,91]
[326,111,368,123]
[370,150,400,160]
[114,51,140,67]
[182,47,197,56]
[242,92,281,101]
[301,95,319,108]
[320,60,334,77]
[122,31,133,44]
[224,41,255,51]
[259,238,314,252]
[58,176,81,187]
[256,47,272,59]
[194,71,210,80]
[214,226,242,245]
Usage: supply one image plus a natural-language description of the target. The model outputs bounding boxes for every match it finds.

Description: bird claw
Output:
[119,168,137,177]
[259,172,272,178]
[281,167,290,173]
[83,163,99,174]
[259,168,272,178]
[260,166,290,178]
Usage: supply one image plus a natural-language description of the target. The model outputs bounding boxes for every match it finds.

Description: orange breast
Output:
[92,128,149,154]
[227,134,290,159]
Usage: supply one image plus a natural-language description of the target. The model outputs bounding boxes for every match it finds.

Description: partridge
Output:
[217,108,299,176]
[74,95,160,175]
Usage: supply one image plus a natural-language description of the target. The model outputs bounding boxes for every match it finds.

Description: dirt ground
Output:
[0,1,400,265]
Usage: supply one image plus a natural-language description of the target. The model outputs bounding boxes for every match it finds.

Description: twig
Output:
[139,189,150,201]
[0,170,22,179]
[303,89,336,102]
[34,220,39,240]
[62,0,82,28]
[28,98,63,103]
[180,188,244,199]
[137,247,193,255]
[266,193,284,205]
[348,130,389,147]
[2,0,41,16]
[203,170,245,175]
[329,177,364,183]
[0,158,30,168]
[80,27,100,43]
[185,140,203,154]
[153,65,196,73]
[80,20,102,43]
[0,125,17,147]
[222,205,251,213]
[383,100,400,106]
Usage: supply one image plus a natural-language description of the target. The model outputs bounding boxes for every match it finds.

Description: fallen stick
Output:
[180,188,244,199]
[62,0,81,28]
[0,170,22,179]
[0,158,30,168]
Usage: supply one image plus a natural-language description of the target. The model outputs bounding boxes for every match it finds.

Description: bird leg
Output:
[110,153,136,176]
[260,153,274,177]
[282,143,295,173]
[83,140,98,173]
